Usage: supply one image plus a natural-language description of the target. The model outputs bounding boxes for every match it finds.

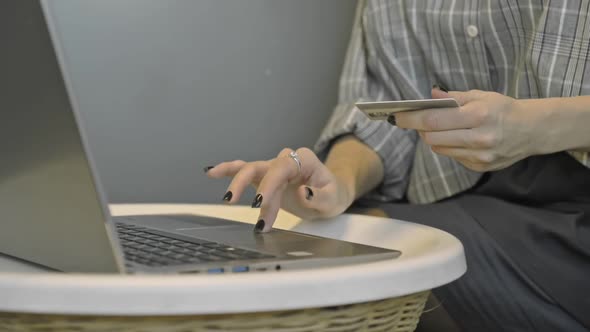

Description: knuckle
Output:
[296,147,320,170]
[480,133,497,148]
[489,91,502,98]
[269,157,283,168]
[238,162,257,175]
[296,147,313,156]
[475,152,495,164]
[468,89,487,99]
[271,156,292,171]
[470,132,496,148]
[230,159,246,167]
[473,107,489,125]
[278,148,293,158]
[423,113,442,131]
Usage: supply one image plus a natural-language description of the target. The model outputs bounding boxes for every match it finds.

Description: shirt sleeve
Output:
[313,0,418,202]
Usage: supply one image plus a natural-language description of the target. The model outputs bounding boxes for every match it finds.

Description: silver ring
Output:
[288,151,302,175]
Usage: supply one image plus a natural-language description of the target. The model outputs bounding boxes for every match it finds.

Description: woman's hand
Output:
[204,147,355,232]
[394,88,541,172]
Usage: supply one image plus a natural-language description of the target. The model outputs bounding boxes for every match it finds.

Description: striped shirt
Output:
[315,0,590,204]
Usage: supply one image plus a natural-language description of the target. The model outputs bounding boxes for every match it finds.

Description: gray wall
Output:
[49,0,356,204]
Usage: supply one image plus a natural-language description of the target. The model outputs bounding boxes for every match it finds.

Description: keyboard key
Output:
[207,255,227,261]
[169,246,185,254]
[138,234,161,240]
[171,247,194,255]
[162,259,183,265]
[202,243,223,248]
[212,252,237,260]
[160,238,177,245]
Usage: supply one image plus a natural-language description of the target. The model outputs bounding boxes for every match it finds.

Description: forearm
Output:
[324,135,384,202]
[521,96,590,154]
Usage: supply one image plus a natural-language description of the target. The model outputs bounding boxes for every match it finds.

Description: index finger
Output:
[394,105,480,131]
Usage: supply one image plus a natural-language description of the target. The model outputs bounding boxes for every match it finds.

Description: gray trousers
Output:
[376,153,590,332]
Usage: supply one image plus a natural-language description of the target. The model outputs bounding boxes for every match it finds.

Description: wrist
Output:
[323,135,384,204]
[516,97,590,155]
[328,166,357,207]
[511,98,554,156]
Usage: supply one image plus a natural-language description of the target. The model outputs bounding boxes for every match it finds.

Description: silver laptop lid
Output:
[0,0,123,273]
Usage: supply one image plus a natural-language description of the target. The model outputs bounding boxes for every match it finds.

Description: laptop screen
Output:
[0,0,121,273]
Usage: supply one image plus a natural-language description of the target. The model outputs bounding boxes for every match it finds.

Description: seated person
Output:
[205,1,590,331]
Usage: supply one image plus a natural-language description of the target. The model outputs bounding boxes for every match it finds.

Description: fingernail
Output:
[254,219,265,232]
[251,194,263,208]
[222,191,233,202]
[387,115,396,126]
[432,84,448,93]
[305,187,314,200]
[203,166,214,173]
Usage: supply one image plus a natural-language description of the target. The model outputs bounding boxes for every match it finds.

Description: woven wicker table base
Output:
[0,291,429,332]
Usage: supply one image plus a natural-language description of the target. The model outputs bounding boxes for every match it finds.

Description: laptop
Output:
[0,0,400,274]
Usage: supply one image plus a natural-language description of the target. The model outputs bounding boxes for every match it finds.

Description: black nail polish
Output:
[433,84,449,93]
[254,219,265,232]
[251,194,263,208]
[222,191,233,202]
[387,115,397,126]
[203,166,214,173]
[305,187,314,200]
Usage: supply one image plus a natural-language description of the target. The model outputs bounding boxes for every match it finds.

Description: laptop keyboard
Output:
[115,223,276,267]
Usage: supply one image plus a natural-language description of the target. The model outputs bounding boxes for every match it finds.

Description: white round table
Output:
[0,204,466,331]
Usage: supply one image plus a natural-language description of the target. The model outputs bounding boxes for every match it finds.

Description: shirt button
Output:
[466,25,479,38]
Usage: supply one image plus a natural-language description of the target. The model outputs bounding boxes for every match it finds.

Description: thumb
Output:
[448,90,482,106]
[432,87,481,106]
[431,87,451,99]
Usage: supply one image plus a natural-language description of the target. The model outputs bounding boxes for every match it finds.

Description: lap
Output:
[376,197,588,332]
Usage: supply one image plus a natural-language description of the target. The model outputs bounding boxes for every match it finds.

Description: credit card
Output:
[356,98,459,120]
